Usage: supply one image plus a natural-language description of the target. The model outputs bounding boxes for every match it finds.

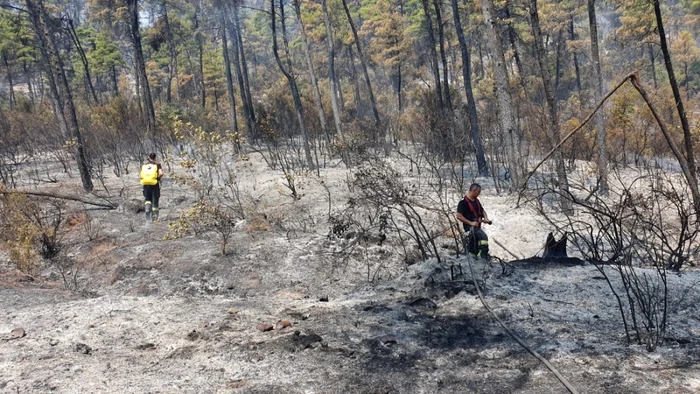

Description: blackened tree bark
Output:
[2,51,14,109]
[24,62,35,108]
[220,9,237,134]
[451,0,488,176]
[348,46,362,116]
[322,0,343,136]
[293,0,329,144]
[505,4,523,78]
[162,0,178,103]
[652,0,696,181]
[569,17,582,94]
[227,2,255,139]
[432,0,452,111]
[233,2,255,126]
[111,65,119,96]
[587,0,609,194]
[126,0,156,132]
[554,29,563,92]
[193,10,205,108]
[396,64,402,112]
[26,0,93,192]
[420,0,443,109]
[530,0,571,211]
[66,17,99,105]
[341,0,380,128]
[270,0,315,170]
[648,44,657,89]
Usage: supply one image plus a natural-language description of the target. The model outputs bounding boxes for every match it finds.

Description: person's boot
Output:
[151,207,159,223]
[145,202,152,221]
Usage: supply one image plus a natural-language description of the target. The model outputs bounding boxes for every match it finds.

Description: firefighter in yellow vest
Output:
[139,153,164,222]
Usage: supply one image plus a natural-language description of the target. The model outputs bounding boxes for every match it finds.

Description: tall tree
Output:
[481,0,522,188]
[587,0,608,194]
[25,0,93,192]
[270,0,315,170]
[569,17,581,94]
[219,9,237,134]
[530,0,571,210]
[653,0,696,182]
[66,18,99,105]
[126,0,156,131]
[322,0,343,136]
[341,0,380,128]
[233,2,255,127]
[420,0,443,109]
[193,8,206,108]
[451,0,487,176]
[431,0,451,111]
[670,30,700,102]
[226,2,255,139]
[293,0,329,143]
[161,0,178,103]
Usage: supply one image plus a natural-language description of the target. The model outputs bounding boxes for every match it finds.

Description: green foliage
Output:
[89,30,125,75]
[170,117,242,198]
[164,200,240,255]
[359,0,414,70]
[681,0,700,14]
[0,192,66,275]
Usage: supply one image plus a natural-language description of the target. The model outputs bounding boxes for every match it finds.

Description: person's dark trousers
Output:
[143,185,160,221]
[463,227,489,259]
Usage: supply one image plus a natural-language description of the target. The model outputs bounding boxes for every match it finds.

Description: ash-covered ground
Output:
[2,152,699,393]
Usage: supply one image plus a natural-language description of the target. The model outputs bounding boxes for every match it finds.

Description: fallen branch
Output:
[517,71,700,217]
[491,237,522,260]
[629,75,700,217]
[519,72,636,201]
[0,190,118,209]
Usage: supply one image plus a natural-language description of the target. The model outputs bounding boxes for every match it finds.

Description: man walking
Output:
[139,153,164,222]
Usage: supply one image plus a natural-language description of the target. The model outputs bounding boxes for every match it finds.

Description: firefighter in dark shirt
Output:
[456,183,492,259]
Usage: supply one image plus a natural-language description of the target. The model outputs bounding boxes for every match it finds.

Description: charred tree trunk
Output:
[341,0,380,128]
[322,0,343,136]
[588,0,609,194]
[433,0,452,111]
[570,17,582,94]
[420,0,443,109]
[126,0,156,132]
[26,0,93,192]
[554,29,563,93]
[270,0,315,170]
[66,18,99,106]
[530,0,571,211]
[193,11,205,108]
[451,0,488,176]
[293,0,329,144]
[348,46,362,117]
[504,4,523,78]
[653,0,696,181]
[396,64,402,112]
[220,10,238,134]
[227,3,255,139]
[111,65,119,96]
[648,44,657,89]
[24,62,35,109]
[2,51,14,109]
[481,0,522,188]
[162,1,178,103]
[233,3,255,126]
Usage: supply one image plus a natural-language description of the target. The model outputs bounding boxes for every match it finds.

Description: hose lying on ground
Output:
[464,242,579,394]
